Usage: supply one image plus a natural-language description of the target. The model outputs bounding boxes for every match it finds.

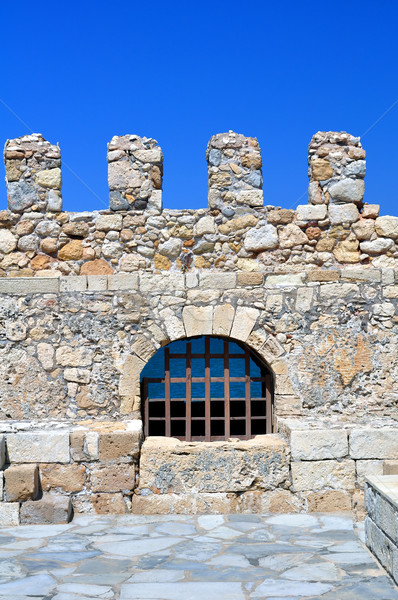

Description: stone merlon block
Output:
[6,431,70,463]
[350,428,398,459]
[290,429,348,461]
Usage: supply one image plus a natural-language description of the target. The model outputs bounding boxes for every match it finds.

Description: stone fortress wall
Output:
[1,130,398,525]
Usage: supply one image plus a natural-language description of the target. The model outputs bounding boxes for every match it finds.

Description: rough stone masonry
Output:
[1,129,398,525]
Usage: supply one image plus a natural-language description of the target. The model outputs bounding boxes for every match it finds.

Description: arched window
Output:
[140,335,273,441]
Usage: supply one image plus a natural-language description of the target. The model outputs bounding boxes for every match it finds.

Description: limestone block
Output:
[310,158,333,181]
[341,268,381,282]
[296,205,327,221]
[60,276,87,292]
[20,494,72,524]
[118,354,145,411]
[98,430,141,462]
[87,275,108,291]
[108,274,139,290]
[237,190,263,207]
[230,306,259,341]
[0,277,59,294]
[350,428,398,459]
[265,274,305,287]
[35,168,62,189]
[4,464,39,501]
[81,259,114,275]
[244,225,278,252]
[137,435,290,494]
[37,342,55,371]
[40,463,86,492]
[91,493,128,514]
[237,272,263,286]
[238,490,302,514]
[64,368,91,383]
[218,214,258,235]
[360,238,394,255]
[132,492,239,514]
[356,460,384,485]
[194,216,215,235]
[375,216,398,239]
[199,272,236,289]
[0,229,17,254]
[319,283,358,298]
[58,239,83,260]
[278,224,308,248]
[362,204,379,218]
[7,431,70,463]
[213,304,235,336]
[290,429,348,460]
[303,490,352,512]
[328,179,365,205]
[0,503,20,526]
[55,346,93,367]
[291,460,355,491]
[160,311,185,341]
[295,288,313,312]
[140,273,185,293]
[90,464,136,493]
[96,214,123,231]
[352,219,375,240]
[328,203,360,225]
[183,306,213,337]
[131,336,156,362]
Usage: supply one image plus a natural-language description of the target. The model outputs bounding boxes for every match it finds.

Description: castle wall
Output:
[0,129,398,523]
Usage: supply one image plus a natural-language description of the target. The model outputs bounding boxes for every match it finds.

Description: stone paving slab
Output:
[0,513,396,599]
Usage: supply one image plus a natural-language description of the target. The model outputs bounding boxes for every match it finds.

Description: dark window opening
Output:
[141,335,273,441]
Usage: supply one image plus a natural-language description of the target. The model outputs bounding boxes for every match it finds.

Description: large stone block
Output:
[4,464,39,501]
[20,494,72,524]
[6,431,70,463]
[90,464,136,493]
[40,463,86,492]
[137,435,290,494]
[291,460,355,492]
[132,492,238,515]
[350,428,398,459]
[303,490,352,512]
[290,429,348,460]
[98,429,141,462]
[182,305,213,337]
[0,502,20,526]
[213,303,235,336]
[230,306,259,341]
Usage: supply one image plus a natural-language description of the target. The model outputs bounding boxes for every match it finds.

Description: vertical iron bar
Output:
[186,342,192,441]
[224,340,230,439]
[165,347,171,437]
[143,378,149,437]
[245,348,251,437]
[265,373,272,434]
[205,336,211,441]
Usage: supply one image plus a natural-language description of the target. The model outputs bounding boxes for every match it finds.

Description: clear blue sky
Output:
[1,1,398,215]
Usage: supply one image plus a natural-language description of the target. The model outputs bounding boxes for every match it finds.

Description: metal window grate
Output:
[142,336,273,441]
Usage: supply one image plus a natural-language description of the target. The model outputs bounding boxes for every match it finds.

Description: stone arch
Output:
[117,303,297,420]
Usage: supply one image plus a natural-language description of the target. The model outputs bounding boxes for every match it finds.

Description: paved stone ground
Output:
[0,513,397,599]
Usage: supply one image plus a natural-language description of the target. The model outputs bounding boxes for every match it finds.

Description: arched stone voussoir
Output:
[118,353,146,415]
[230,306,259,342]
[213,303,235,336]
[182,305,213,337]
[159,307,186,341]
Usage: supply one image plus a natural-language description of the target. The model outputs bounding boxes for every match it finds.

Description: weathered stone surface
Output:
[244,225,278,252]
[304,490,351,512]
[98,429,142,462]
[96,214,123,231]
[35,168,62,189]
[360,238,394,255]
[58,239,83,260]
[91,493,128,514]
[230,306,259,341]
[40,463,86,492]
[328,179,365,205]
[296,205,327,221]
[328,203,360,225]
[137,435,289,494]
[311,158,333,180]
[291,460,355,491]
[20,494,72,524]
[183,305,213,336]
[213,303,235,336]
[194,216,215,235]
[375,216,398,239]
[218,214,257,235]
[0,229,17,254]
[4,464,39,501]
[0,502,20,526]
[279,224,308,248]
[55,346,93,367]
[90,464,136,492]
[290,429,348,460]
[7,431,70,463]
[80,259,113,275]
[350,428,398,459]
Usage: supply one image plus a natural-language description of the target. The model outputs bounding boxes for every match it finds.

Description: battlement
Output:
[0,129,397,277]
